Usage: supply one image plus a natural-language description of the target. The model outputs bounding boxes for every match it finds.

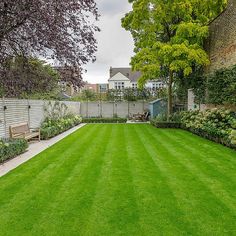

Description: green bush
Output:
[150,121,181,128]
[181,108,236,149]
[82,118,127,123]
[0,139,28,163]
[41,115,82,140]
[150,112,182,128]
[207,66,236,105]
[230,130,236,145]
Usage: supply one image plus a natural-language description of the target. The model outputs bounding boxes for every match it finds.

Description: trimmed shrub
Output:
[150,120,181,128]
[150,113,182,128]
[40,115,82,140]
[82,118,127,123]
[0,139,28,163]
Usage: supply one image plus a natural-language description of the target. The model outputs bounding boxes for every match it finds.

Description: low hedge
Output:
[0,139,28,163]
[82,118,127,123]
[150,120,182,128]
[41,115,82,140]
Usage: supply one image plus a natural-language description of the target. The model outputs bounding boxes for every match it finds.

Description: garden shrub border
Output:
[0,139,28,163]
[181,125,236,150]
[150,121,181,128]
[151,108,236,151]
[152,122,236,150]
[82,118,127,123]
[40,115,82,140]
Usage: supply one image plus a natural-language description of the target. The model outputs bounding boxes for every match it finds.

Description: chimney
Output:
[110,66,112,77]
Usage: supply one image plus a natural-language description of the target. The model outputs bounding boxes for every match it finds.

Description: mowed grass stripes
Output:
[0,124,236,235]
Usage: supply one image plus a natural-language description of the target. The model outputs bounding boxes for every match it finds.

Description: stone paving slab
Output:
[0,123,87,177]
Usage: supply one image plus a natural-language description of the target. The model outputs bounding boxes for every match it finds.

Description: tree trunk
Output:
[167,71,173,121]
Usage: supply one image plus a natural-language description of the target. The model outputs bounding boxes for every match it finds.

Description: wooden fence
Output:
[0,99,80,138]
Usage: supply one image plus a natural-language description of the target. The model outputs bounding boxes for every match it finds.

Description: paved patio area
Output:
[0,123,86,177]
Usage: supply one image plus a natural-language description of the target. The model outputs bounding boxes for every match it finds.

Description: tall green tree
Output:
[122,0,227,119]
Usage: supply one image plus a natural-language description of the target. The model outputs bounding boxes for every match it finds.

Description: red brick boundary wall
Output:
[206,0,236,73]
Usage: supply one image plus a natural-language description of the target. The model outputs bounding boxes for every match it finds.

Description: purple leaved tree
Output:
[0,0,99,94]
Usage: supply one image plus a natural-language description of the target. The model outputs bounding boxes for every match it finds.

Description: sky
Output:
[83,0,134,84]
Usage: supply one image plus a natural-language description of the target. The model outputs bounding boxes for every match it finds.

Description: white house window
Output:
[152,83,158,89]
[115,82,125,90]
[99,84,108,93]
[152,82,164,89]
[132,83,138,89]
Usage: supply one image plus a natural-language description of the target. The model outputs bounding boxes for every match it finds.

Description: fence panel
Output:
[80,101,149,118]
[4,99,29,138]
[28,100,45,129]
[64,101,81,115]
[101,102,114,118]
[116,102,129,118]
[0,99,81,139]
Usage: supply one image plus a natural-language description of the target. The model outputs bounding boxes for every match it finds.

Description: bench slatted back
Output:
[10,123,29,137]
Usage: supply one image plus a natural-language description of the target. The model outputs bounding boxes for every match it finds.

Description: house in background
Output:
[81,83,109,93]
[97,83,109,93]
[82,83,98,93]
[108,67,165,90]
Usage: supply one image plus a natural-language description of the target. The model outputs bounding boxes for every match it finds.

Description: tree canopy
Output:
[122,0,227,117]
[0,57,60,98]
[0,0,99,67]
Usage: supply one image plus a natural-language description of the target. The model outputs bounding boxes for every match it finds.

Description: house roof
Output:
[109,67,142,82]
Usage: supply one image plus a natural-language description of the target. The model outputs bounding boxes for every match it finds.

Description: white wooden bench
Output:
[9,122,40,141]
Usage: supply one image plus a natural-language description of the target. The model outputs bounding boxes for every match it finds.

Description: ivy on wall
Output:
[175,64,236,106]
[207,65,236,105]
[174,66,206,105]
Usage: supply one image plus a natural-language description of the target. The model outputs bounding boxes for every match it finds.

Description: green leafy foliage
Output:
[122,0,227,117]
[0,139,28,163]
[40,115,82,140]
[174,66,206,105]
[181,108,236,149]
[44,101,69,120]
[230,130,236,145]
[176,64,236,106]
[207,65,236,105]
[0,56,60,98]
[150,121,181,128]
[82,118,127,123]
[72,88,167,102]
[81,89,97,101]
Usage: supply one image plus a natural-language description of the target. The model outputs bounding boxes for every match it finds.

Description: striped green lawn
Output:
[0,124,236,236]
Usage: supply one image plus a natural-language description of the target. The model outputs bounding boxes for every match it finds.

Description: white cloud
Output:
[83,0,134,83]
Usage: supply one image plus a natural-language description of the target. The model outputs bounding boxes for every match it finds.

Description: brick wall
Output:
[206,0,236,73]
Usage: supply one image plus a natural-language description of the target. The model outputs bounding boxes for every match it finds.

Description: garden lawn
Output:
[0,124,236,236]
